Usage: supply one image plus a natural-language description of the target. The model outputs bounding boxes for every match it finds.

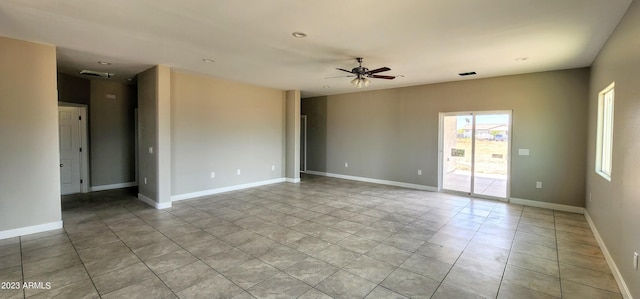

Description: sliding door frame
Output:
[438,110,512,201]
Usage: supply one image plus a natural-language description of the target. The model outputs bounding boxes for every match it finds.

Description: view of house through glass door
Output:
[440,111,511,199]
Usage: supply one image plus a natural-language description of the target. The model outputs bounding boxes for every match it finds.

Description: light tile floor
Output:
[0,175,622,298]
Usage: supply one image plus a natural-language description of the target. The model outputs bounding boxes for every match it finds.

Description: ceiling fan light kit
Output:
[336,57,396,88]
[351,76,371,88]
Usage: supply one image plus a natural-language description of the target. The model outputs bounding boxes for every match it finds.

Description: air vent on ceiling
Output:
[80,70,114,78]
[458,71,477,76]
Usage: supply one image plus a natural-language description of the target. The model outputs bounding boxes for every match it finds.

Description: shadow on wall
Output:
[301,97,327,172]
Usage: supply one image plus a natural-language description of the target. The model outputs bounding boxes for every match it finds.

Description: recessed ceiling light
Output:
[322,85,330,89]
[292,32,307,38]
[97,61,111,65]
[202,58,215,63]
[515,57,529,61]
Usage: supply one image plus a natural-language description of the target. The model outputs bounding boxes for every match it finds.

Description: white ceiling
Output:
[0,0,632,97]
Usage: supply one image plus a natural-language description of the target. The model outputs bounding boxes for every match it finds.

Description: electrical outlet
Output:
[148,146,153,154]
[144,177,147,184]
[634,252,638,270]
[418,169,422,175]
[211,172,215,178]
[237,169,241,175]
[536,181,542,189]
[271,165,275,171]
[345,162,349,168]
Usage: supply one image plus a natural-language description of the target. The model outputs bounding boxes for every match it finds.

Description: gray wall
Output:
[302,68,590,207]
[137,66,159,201]
[587,0,640,296]
[57,73,90,105]
[0,37,61,232]
[89,80,137,186]
[170,70,286,196]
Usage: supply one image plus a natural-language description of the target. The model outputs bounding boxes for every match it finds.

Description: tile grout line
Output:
[187,187,396,296]
[19,236,25,299]
[122,203,232,297]
[159,198,322,297]
[421,198,494,298]
[495,202,525,298]
[64,229,104,299]
[554,210,563,298]
[167,199,303,296]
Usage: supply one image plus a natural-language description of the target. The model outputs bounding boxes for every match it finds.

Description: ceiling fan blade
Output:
[369,74,396,80]
[366,67,391,74]
[325,75,355,79]
[336,68,354,74]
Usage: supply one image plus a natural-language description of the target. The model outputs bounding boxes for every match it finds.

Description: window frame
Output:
[595,82,615,181]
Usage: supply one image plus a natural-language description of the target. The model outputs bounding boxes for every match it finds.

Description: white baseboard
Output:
[509,197,585,214]
[138,193,172,209]
[91,181,138,192]
[0,221,63,240]
[171,178,286,202]
[305,170,437,191]
[286,178,301,183]
[584,210,633,299]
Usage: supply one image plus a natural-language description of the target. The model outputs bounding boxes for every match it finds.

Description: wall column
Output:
[285,90,301,182]
[137,65,171,208]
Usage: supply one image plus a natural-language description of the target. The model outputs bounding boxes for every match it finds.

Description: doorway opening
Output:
[439,111,511,200]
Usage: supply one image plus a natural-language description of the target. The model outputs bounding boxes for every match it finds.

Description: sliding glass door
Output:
[440,111,511,199]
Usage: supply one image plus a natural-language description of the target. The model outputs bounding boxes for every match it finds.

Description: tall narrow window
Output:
[596,82,615,181]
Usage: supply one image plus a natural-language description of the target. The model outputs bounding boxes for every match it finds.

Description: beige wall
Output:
[0,37,61,232]
[89,80,137,186]
[157,66,171,204]
[170,70,286,196]
[285,90,301,181]
[587,0,640,296]
[302,68,590,207]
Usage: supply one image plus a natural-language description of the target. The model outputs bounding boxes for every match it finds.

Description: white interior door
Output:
[440,111,511,200]
[59,106,82,195]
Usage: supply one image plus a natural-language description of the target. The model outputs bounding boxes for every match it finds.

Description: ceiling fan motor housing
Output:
[353,66,368,74]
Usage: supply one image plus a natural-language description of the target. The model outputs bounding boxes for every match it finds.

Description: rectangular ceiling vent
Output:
[80,70,114,78]
[458,71,477,76]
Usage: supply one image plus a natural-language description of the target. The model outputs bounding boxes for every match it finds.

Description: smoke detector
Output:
[80,70,114,78]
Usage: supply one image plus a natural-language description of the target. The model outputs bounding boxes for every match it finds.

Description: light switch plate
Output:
[518,149,530,156]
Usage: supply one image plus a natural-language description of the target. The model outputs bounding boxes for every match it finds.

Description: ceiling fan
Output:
[335,57,396,88]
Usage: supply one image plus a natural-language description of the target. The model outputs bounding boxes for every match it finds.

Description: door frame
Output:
[300,115,307,173]
[438,110,512,201]
[59,102,90,193]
